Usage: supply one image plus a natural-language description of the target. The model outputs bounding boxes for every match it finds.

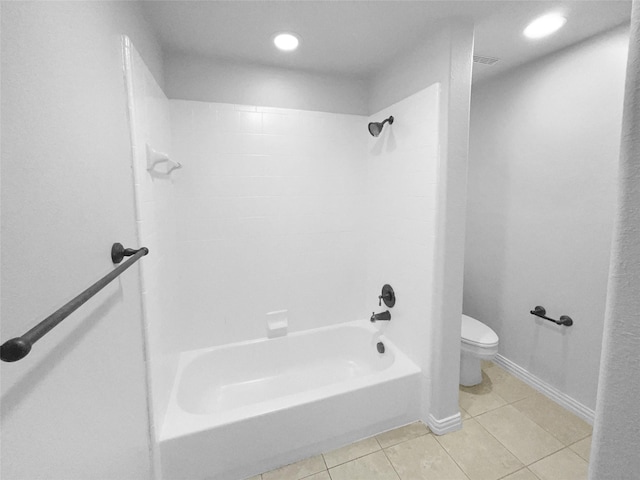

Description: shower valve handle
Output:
[378,285,395,307]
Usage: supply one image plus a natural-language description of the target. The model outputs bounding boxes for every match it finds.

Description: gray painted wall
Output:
[163,51,368,115]
[1,2,163,478]
[367,23,451,115]
[464,25,629,411]
[163,23,464,117]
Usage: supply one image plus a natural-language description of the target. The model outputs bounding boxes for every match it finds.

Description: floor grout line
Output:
[320,452,328,471]
[463,399,509,419]
[374,435,383,450]
[318,426,433,473]
[431,433,473,480]
[568,434,592,448]
[376,431,432,450]
[465,365,594,451]
[443,416,527,478]
[299,466,329,480]
[461,365,579,474]
[496,466,541,480]
[322,442,381,469]
[258,363,589,479]
[505,388,594,444]
[380,445,402,480]
[473,406,568,469]
[573,431,593,443]
[527,445,572,468]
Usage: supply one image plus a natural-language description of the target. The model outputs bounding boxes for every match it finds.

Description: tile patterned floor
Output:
[248,361,592,480]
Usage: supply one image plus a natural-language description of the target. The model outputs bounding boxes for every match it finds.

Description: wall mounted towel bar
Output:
[530,306,573,326]
[0,243,149,362]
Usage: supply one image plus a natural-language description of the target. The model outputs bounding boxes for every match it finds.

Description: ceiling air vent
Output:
[473,55,500,66]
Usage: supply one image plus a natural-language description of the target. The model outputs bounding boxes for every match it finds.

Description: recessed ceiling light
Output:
[523,14,567,39]
[273,33,300,52]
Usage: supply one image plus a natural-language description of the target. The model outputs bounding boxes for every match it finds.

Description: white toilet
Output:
[460,314,499,387]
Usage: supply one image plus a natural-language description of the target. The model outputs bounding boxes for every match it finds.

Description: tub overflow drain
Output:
[377,342,385,354]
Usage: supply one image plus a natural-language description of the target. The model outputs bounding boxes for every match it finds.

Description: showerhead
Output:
[368,116,394,137]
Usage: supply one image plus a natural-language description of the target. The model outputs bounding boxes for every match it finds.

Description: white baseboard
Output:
[427,412,462,435]
[493,354,595,425]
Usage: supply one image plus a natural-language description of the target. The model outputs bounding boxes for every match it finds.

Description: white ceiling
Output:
[142,0,632,83]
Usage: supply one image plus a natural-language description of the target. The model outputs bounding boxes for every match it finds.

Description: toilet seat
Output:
[461,314,498,348]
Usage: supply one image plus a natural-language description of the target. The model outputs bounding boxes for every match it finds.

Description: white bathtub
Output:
[159,320,421,480]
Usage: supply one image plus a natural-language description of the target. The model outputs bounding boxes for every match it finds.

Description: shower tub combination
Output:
[159,320,421,480]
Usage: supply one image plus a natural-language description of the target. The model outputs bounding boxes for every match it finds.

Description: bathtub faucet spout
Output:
[370,310,391,322]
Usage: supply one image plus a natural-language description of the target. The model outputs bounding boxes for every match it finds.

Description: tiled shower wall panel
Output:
[126,39,177,436]
[168,101,368,351]
[366,84,440,375]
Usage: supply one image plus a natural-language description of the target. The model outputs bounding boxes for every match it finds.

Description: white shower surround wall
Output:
[166,85,441,359]
[160,321,420,480]
[167,100,368,352]
[123,38,179,462]
[366,87,440,367]
[365,85,442,425]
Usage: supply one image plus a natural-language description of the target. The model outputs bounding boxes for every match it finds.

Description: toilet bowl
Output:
[460,314,499,387]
